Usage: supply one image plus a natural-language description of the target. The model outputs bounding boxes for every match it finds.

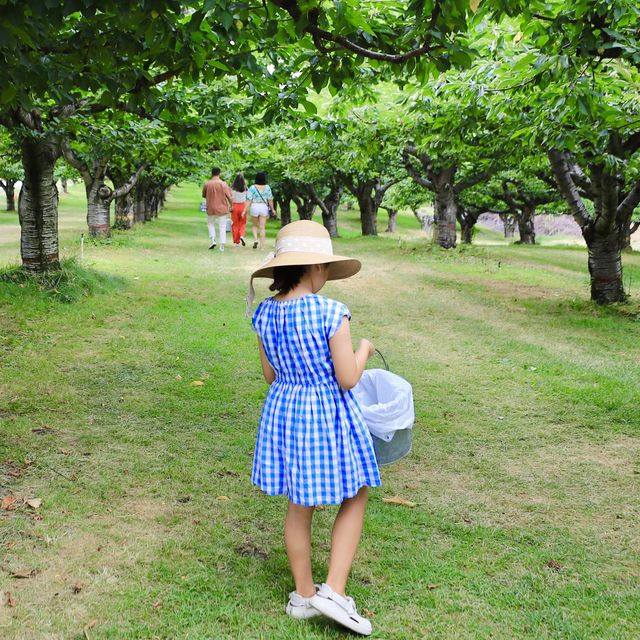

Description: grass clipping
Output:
[0,258,123,303]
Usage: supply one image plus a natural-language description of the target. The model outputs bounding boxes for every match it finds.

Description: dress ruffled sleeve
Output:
[325,299,351,340]
[251,300,267,334]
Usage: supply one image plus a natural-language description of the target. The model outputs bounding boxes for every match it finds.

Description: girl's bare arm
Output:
[257,337,276,384]
[329,317,374,390]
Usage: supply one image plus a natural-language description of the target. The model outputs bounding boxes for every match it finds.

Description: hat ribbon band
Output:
[275,236,333,256]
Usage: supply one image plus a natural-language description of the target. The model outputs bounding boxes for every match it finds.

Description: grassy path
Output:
[1,184,639,639]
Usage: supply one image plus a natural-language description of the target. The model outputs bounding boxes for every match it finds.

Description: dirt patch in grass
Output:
[0,494,172,636]
[480,279,566,301]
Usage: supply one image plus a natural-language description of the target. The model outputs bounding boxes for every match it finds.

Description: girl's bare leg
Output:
[259,215,267,248]
[285,501,316,597]
[251,215,259,244]
[325,486,369,596]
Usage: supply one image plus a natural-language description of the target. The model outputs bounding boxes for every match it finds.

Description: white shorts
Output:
[250,203,269,217]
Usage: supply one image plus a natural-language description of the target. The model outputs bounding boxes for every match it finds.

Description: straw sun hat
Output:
[246,220,361,315]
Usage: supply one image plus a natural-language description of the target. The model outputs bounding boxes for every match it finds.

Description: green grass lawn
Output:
[1,183,639,639]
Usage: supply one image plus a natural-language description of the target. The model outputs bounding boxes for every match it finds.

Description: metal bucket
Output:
[371,428,412,466]
[361,350,413,466]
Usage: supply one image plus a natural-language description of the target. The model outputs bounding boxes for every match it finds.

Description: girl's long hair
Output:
[231,173,247,192]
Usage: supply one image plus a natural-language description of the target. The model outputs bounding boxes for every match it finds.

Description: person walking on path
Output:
[202,167,232,251]
[248,220,380,636]
[230,173,248,246]
[244,172,275,250]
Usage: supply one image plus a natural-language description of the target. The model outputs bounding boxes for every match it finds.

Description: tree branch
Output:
[617,179,640,221]
[60,141,92,184]
[547,149,592,228]
[454,170,491,194]
[303,182,328,215]
[402,146,434,189]
[112,162,147,200]
[271,0,435,63]
[622,131,640,157]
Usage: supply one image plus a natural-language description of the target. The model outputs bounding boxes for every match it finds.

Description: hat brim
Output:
[251,252,361,281]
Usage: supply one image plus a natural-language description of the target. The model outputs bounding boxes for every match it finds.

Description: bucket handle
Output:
[374,348,390,371]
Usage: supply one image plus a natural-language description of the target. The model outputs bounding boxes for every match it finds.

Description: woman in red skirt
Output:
[230,174,248,246]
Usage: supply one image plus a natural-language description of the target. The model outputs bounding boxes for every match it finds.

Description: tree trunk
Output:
[85,179,112,237]
[113,191,135,229]
[133,182,147,224]
[358,195,377,235]
[3,180,16,211]
[414,209,433,235]
[18,138,60,272]
[500,214,517,240]
[321,203,338,237]
[460,219,473,244]
[433,185,457,248]
[277,196,292,227]
[385,208,397,233]
[312,181,341,237]
[355,181,378,236]
[516,205,536,244]
[618,209,634,251]
[584,227,625,303]
[294,195,315,220]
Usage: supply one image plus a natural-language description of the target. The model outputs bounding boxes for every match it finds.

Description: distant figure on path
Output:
[202,167,232,251]
[244,172,275,250]
[230,173,248,247]
[248,220,379,636]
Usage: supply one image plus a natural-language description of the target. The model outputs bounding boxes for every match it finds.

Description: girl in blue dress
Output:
[248,220,381,636]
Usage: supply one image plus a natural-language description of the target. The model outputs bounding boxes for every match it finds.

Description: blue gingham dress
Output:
[251,294,381,506]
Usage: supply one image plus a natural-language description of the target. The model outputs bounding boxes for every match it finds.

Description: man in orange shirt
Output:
[202,167,233,251]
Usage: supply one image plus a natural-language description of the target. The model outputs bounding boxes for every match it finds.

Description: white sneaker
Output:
[286,585,321,620]
[309,583,372,635]
[219,244,225,252]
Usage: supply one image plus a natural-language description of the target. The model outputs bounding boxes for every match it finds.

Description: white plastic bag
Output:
[353,369,414,442]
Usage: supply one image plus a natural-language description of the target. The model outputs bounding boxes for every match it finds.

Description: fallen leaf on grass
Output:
[25,498,42,509]
[190,380,204,387]
[152,600,162,609]
[361,607,376,617]
[545,560,563,572]
[8,470,22,478]
[201,374,210,380]
[382,496,416,508]
[83,619,97,639]
[5,591,15,607]
[1,496,17,511]
[427,583,440,590]
[72,581,87,594]
[11,568,38,579]
[175,374,182,380]
[216,495,230,502]
[58,448,70,455]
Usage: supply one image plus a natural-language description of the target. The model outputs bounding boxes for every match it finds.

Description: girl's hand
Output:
[359,339,375,360]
